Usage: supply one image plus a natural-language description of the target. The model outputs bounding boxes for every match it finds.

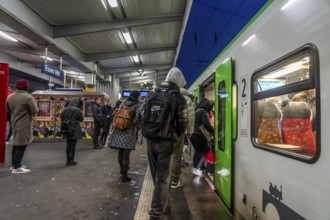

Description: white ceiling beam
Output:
[0,45,49,56]
[103,63,172,75]
[85,46,175,62]
[53,15,183,38]
[174,0,193,66]
[114,70,168,78]
[119,74,166,83]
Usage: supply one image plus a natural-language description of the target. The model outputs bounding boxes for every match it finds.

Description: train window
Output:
[218,81,226,151]
[254,56,311,93]
[251,44,320,163]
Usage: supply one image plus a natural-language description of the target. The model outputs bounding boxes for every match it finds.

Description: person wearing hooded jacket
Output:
[170,87,195,189]
[61,98,84,166]
[6,79,39,174]
[106,90,142,183]
[146,67,188,220]
[190,98,214,176]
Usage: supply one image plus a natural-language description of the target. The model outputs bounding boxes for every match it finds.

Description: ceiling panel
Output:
[68,30,126,53]
[22,0,112,25]
[132,22,180,48]
[99,56,133,68]
[140,51,175,65]
[122,0,186,18]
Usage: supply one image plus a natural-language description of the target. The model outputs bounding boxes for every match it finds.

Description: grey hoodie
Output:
[165,67,186,88]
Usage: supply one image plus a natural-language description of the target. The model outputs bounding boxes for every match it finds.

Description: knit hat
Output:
[129,90,140,100]
[15,79,29,91]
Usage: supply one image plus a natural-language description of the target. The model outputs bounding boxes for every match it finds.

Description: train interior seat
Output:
[257,101,283,144]
[282,101,316,156]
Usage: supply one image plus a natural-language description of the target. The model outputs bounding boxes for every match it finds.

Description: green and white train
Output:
[189,0,328,219]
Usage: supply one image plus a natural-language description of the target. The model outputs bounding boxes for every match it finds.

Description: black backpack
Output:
[61,111,76,137]
[141,89,177,140]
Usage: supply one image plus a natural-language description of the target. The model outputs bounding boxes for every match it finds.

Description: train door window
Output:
[218,80,226,151]
[251,44,320,163]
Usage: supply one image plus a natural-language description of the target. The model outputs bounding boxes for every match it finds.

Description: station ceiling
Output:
[0,0,269,90]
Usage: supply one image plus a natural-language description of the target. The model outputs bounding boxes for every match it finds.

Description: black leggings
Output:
[12,145,27,169]
[66,139,77,163]
[118,149,131,176]
[190,134,207,169]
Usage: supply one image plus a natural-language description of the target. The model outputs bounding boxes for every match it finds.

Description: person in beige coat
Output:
[6,79,38,174]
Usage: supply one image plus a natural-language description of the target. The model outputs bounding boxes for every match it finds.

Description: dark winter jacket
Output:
[101,104,113,128]
[193,99,214,137]
[158,81,188,138]
[61,98,83,139]
[91,102,104,126]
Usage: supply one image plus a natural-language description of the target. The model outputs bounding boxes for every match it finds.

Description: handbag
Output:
[199,125,213,142]
[104,126,115,148]
[205,150,215,164]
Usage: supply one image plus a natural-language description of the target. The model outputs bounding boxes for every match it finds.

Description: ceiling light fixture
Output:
[242,34,256,46]
[40,56,54,61]
[263,61,308,79]
[122,31,133,44]
[281,0,297,10]
[132,55,140,63]
[0,31,18,42]
[100,0,107,10]
[107,0,118,8]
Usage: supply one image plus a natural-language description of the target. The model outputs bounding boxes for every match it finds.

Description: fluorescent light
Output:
[100,0,107,10]
[0,31,18,42]
[122,31,133,44]
[107,0,118,8]
[131,72,140,76]
[242,34,256,46]
[40,56,54,61]
[132,55,140,63]
[281,0,297,10]
[263,59,309,79]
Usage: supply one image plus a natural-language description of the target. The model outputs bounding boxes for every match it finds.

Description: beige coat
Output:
[6,90,38,146]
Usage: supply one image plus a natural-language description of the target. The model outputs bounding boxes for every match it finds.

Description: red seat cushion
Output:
[282,118,316,156]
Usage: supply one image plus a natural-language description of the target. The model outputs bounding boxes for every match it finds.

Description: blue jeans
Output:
[6,122,12,142]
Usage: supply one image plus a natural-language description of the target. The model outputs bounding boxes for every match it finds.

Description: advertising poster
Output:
[84,100,94,121]
[36,100,52,120]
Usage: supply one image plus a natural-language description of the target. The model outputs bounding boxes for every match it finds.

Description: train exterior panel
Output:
[189,0,330,219]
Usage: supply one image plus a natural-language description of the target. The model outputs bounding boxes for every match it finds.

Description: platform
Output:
[0,139,232,220]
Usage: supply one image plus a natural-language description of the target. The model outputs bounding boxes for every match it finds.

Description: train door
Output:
[214,57,237,211]
[194,86,200,104]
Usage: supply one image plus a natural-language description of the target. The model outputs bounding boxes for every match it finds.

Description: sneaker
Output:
[191,168,202,176]
[10,165,27,171]
[12,167,31,174]
[94,145,103,149]
[171,180,183,189]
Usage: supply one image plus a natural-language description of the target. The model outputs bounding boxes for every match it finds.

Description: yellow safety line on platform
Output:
[134,165,153,220]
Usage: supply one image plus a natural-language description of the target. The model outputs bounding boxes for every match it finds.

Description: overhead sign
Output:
[41,63,64,80]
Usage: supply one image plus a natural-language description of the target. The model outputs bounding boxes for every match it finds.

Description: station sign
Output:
[41,63,64,80]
